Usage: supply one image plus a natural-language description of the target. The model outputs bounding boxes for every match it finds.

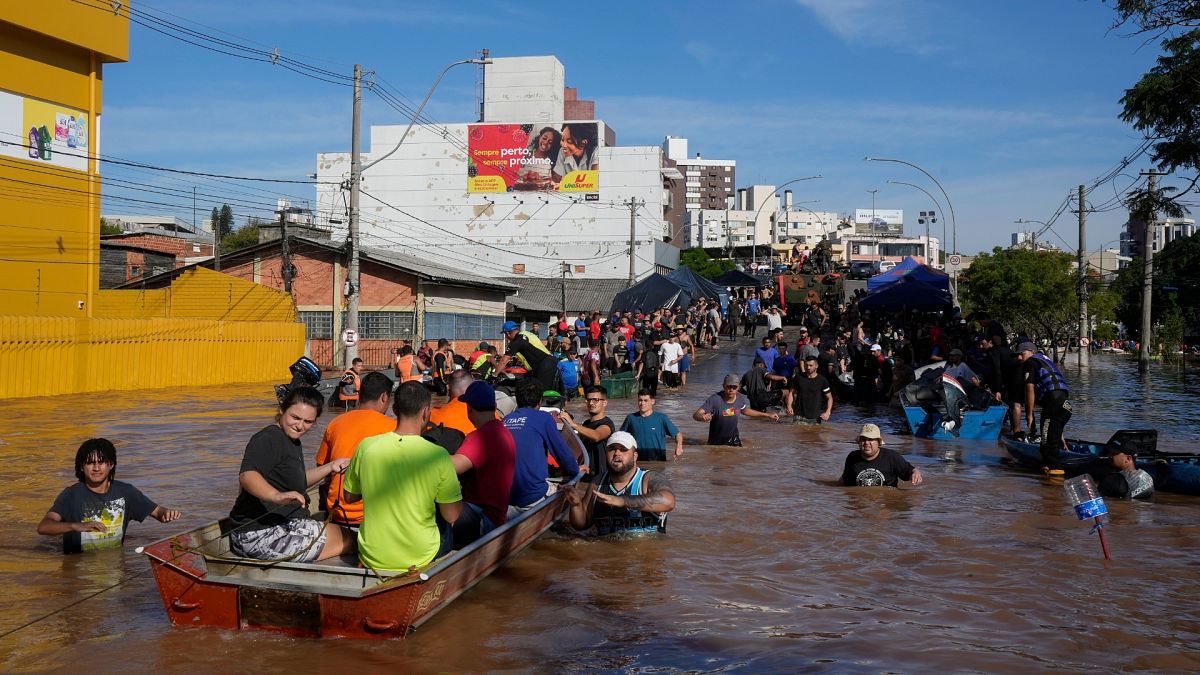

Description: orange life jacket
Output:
[338,369,361,401]
[396,355,422,383]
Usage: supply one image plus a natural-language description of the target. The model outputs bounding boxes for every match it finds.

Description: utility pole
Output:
[346,64,362,366]
[560,261,569,319]
[1077,184,1088,367]
[1138,170,1161,373]
[280,207,294,294]
[627,197,642,284]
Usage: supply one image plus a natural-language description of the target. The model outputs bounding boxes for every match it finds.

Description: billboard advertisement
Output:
[854,209,903,226]
[0,90,89,172]
[467,122,599,193]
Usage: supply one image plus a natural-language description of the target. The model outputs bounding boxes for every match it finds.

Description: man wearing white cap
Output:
[565,431,675,534]
[841,423,923,487]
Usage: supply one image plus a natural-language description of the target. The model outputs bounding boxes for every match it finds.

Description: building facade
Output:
[662,137,736,243]
[315,56,678,281]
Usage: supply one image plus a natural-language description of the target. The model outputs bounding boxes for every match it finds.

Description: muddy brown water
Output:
[1,335,1198,672]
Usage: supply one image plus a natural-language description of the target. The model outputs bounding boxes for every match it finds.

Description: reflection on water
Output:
[1,346,1198,671]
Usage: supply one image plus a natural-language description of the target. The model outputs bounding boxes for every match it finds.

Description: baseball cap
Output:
[460,380,496,411]
[870,344,882,352]
[1101,440,1134,457]
[1017,341,1037,354]
[949,348,963,356]
[607,431,638,450]
[858,423,882,440]
[723,373,740,387]
[477,341,491,351]
[501,320,519,332]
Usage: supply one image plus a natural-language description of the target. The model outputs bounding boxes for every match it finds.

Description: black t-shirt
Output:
[581,416,615,476]
[230,424,310,530]
[49,481,157,554]
[740,367,772,407]
[700,392,749,445]
[793,374,831,420]
[842,447,915,487]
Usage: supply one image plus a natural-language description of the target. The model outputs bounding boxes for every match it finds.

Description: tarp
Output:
[857,276,953,311]
[667,266,727,302]
[711,268,764,288]
[610,273,688,315]
[867,257,951,292]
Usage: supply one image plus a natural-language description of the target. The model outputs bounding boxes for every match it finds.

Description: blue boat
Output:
[899,386,1008,440]
[1001,430,1200,496]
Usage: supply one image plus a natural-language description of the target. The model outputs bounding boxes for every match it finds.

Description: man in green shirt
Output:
[343,381,463,571]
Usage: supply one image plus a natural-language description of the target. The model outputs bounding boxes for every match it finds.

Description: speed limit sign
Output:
[949,254,962,268]
[341,328,358,347]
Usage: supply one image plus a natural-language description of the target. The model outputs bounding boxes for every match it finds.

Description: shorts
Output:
[230,518,327,563]
[679,355,690,372]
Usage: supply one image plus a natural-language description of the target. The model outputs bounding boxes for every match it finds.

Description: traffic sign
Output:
[949,254,962,268]
[341,329,358,347]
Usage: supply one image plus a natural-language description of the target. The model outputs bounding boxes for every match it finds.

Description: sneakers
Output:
[942,420,956,432]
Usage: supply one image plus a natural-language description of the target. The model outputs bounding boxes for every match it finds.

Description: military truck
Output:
[777,270,844,322]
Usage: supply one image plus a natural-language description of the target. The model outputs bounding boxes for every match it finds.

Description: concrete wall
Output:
[316,126,669,280]
[483,56,565,123]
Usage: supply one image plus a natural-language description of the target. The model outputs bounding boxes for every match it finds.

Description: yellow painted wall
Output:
[0,315,304,399]
[1,1,129,64]
[96,268,298,322]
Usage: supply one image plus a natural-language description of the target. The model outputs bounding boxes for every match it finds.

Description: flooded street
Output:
[2,337,1199,672]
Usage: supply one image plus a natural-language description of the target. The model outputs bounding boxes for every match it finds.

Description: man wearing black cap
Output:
[1098,443,1154,500]
[450,381,516,547]
[1016,341,1071,474]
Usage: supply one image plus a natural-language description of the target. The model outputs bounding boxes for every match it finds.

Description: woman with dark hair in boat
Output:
[37,438,181,553]
[228,386,356,563]
[565,432,675,535]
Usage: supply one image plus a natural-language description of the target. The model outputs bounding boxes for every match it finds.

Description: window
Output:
[359,311,415,339]
[724,177,731,183]
[299,311,333,339]
[425,312,503,340]
[130,265,141,277]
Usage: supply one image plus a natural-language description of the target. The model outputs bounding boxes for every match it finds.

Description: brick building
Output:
[99,241,175,288]
[122,236,516,369]
[101,232,214,265]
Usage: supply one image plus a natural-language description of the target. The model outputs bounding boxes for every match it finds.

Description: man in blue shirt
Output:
[755,336,777,372]
[772,341,798,385]
[503,379,580,511]
[620,389,684,462]
[743,294,761,337]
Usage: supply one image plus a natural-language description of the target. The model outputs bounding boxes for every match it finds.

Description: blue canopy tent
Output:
[857,276,953,311]
[866,257,950,292]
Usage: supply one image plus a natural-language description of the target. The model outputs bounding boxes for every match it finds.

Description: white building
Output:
[314,56,677,280]
[842,234,941,264]
[102,214,197,236]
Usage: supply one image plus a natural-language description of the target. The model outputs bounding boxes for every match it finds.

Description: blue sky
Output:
[97,0,1183,256]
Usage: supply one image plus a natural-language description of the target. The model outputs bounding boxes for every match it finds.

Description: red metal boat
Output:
[141,475,579,639]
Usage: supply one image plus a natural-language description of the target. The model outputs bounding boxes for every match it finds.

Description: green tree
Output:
[219,204,234,240]
[1114,233,1200,341]
[220,224,260,252]
[1088,278,1121,342]
[99,217,122,236]
[963,247,1077,360]
[210,206,221,239]
[679,248,735,279]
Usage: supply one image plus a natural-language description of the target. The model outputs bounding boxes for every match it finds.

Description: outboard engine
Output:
[274,356,322,404]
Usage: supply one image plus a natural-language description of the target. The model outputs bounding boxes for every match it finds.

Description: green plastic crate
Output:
[601,375,639,399]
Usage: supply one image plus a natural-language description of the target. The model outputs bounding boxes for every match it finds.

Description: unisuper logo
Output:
[560,170,598,192]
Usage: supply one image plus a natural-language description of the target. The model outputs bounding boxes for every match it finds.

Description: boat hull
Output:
[1001,435,1200,495]
[144,478,576,639]
[899,389,1007,440]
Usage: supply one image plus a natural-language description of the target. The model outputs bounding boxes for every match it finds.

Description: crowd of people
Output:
[40,285,1157,565]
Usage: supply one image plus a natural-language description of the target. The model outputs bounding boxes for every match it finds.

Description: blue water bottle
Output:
[1063,474,1107,520]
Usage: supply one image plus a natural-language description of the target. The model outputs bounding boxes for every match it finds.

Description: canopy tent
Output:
[609,273,690,315]
[667,266,728,303]
[866,257,951,292]
[857,276,953,311]
[711,268,764,288]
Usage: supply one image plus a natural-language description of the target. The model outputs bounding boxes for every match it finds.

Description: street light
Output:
[1014,218,1049,250]
[751,176,822,270]
[867,188,879,227]
[887,180,944,267]
[866,157,958,298]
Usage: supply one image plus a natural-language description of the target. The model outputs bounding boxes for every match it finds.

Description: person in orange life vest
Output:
[430,370,497,437]
[338,358,365,408]
[315,371,395,525]
[394,345,426,384]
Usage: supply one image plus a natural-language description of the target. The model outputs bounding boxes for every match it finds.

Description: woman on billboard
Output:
[514,126,561,190]
[552,123,599,185]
